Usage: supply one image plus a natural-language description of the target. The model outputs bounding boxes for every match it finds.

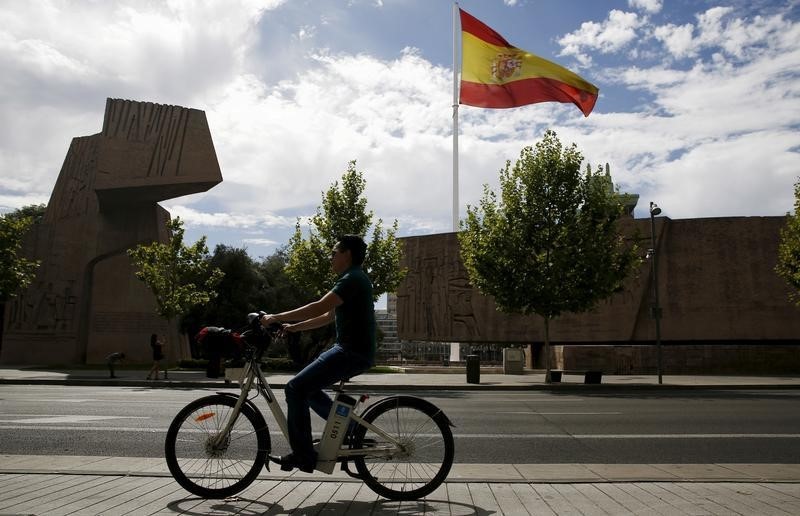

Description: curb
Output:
[2,377,800,391]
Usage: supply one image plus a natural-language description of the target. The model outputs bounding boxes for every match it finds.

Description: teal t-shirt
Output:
[331,266,376,362]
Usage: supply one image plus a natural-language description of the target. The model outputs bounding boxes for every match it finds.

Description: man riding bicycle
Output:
[260,234,375,473]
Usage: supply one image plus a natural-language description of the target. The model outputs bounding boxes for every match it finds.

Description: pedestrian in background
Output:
[106,352,125,378]
[147,334,164,380]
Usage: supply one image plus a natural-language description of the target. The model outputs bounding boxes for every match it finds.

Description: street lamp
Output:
[649,201,663,384]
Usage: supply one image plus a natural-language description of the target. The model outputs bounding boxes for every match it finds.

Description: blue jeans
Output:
[284,344,372,464]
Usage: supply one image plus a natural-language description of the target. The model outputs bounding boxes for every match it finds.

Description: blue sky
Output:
[1,0,799,265]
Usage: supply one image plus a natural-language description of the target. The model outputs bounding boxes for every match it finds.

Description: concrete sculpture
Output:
[1,99,222,365]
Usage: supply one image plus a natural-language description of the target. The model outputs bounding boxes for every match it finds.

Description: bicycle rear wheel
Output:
[352,396,454,500]
[165,394,269,498]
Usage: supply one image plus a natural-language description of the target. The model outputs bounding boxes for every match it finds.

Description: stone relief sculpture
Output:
[395,218,800,373]
[1,99,222,365]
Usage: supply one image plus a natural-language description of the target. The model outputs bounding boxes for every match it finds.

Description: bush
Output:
[262,357,297,372]
[177,357,298,372]
[176,358,401,374]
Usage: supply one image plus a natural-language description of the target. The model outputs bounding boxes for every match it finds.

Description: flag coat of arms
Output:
[459,8,599,116]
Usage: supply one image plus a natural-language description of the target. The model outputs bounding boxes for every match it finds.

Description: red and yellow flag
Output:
[459,8,599,116]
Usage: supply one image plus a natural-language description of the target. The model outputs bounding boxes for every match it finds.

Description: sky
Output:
[1,0,799,263]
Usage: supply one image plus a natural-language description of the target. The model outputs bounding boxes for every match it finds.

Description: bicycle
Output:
[164,313,455,501]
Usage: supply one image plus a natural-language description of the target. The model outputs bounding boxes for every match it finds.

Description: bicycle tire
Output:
[165,394,270,498]
[352,396,454,500]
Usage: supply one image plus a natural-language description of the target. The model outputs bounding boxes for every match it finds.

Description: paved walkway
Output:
[2,456,800,515]
[2,368,800,514]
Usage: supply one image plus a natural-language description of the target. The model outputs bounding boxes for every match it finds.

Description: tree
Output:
[0,206,43,302]
[255,246,316,314]
[127,217,224,345]
[776,178,800,306]
[459,130,639,381]
[181,244,262,331]
[179,242,328,366]
[286,160,405,301]
[5,204,46,224]
[181,244,312,331]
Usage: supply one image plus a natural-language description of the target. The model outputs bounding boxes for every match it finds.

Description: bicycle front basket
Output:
[195,326,245,360]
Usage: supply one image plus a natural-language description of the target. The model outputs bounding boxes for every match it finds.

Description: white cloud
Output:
[295,25,316,41]
[0,0,285,212]
[652,6,797,62]
[191,47,457,229]
[558,10,642,66]
[242,237,280,246]
[652,23,695,58]
[0,0,286,106]
[651,130,798,218]
[166,205,295,230]
[546,3,799,220]
[628,0,662,14]
[582,25,799,218]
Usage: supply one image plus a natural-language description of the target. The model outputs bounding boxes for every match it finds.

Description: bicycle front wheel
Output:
[352,396,454,500]
[165,394,270,499]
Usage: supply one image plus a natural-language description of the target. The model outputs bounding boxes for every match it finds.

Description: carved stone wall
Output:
[396,217,800,371]
[1,99,222,365]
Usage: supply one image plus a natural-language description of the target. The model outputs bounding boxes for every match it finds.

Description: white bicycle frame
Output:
[216,357,403,474]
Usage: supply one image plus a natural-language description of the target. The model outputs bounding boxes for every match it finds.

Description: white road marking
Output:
[0,416,149,424]
[498,411,623,415]
[19,399,99,403]
[457,433,800,439]
[0,425,798,440]
[480,399,586,402]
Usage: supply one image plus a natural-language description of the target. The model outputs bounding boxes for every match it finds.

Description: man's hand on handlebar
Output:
[260,313,300,337]
[259,313,279,327]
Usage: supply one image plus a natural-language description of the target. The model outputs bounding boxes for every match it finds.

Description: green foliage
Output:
[4,204,46,224]
[127,217,224,323]
[257,247,317,312]
[188,245,261,330]
[286,160,406,301]
[0,206,43,301]
[776,179,800,306]
[459,130,639,375]
[180,245,326,363]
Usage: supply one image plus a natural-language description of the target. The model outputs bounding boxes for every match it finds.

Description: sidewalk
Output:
[3,365,800,390]
[1,455,799,515]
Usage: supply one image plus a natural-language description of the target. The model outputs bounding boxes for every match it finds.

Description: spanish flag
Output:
[459,8,599,116]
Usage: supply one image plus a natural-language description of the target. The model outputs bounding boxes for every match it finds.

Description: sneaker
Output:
[269,453,316,473]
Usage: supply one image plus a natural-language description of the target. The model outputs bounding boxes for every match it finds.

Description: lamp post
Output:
[649,201,663,384]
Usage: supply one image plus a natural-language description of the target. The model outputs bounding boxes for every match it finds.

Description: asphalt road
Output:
[2,384,800,463]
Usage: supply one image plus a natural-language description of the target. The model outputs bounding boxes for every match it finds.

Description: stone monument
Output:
[1,98,222,365]
[396,217,800,374]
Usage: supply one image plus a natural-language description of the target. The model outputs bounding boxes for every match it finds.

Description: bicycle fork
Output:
[210,362,259,449]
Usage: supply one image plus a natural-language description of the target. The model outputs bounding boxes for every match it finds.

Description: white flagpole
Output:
[450,3,462,364]
[452,2,460,233]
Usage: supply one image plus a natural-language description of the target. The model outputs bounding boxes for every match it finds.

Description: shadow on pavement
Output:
[167,496,497,515]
